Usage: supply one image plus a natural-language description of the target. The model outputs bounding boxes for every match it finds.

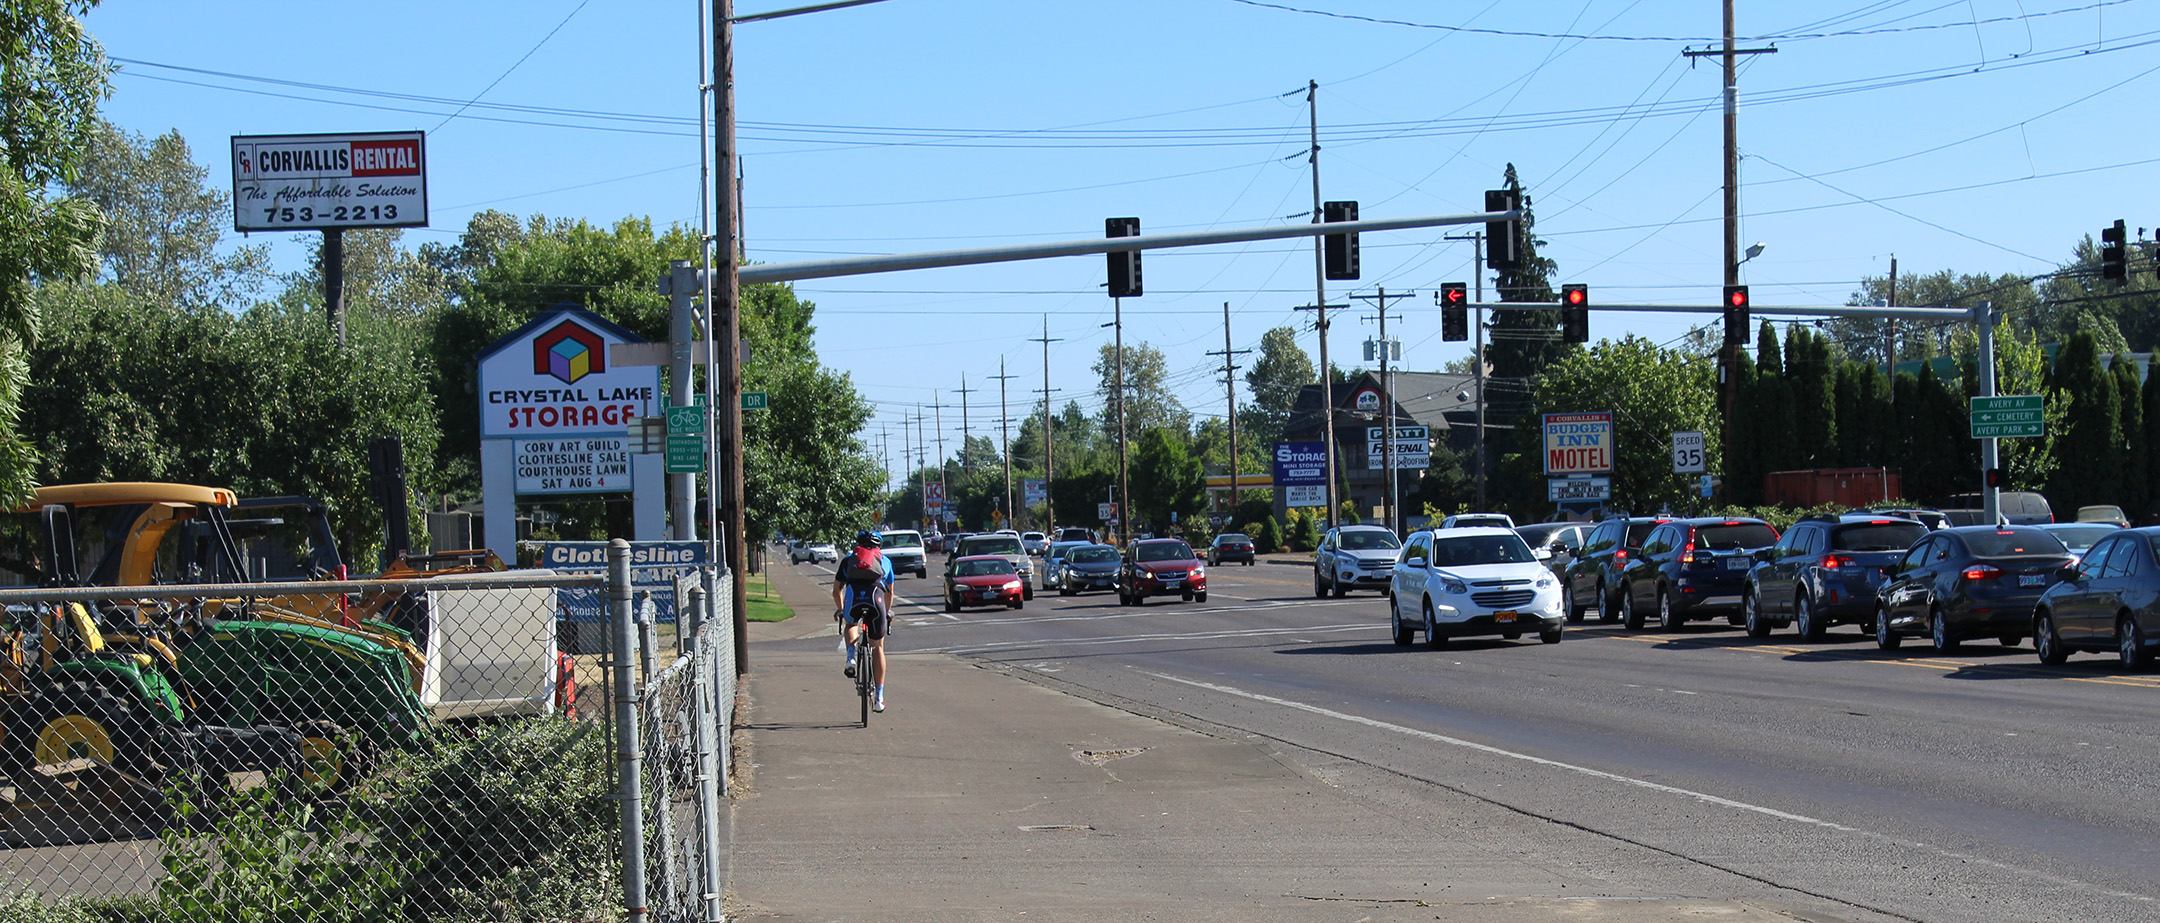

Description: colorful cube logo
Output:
[531,320,607,385]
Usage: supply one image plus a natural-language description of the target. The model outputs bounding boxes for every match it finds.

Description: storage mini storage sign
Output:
[1542,412,1614,475]
[476,304,661,496]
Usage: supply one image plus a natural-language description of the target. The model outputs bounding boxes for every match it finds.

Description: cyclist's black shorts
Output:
[847,599,890,641]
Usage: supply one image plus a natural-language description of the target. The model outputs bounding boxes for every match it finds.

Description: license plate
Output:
[1495,610,1517,623]
[1161,578,1182,585]
[2018,574,2046,587]
[1725,558,1749,570]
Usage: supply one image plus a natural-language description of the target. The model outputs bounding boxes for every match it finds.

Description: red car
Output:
[944,554,1026,611]
[1116,538,1208,606]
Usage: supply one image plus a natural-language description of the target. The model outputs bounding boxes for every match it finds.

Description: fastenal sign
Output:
[231,131,427,232]
[1542,412,1614,475]
[476,304,662,441]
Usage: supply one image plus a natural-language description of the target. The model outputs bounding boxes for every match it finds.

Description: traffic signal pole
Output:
[1975,304,2002,525]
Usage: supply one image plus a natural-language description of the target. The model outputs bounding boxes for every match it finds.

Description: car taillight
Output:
[1682,541,1703,564]
[1962,563,2003,581]
[1615,549,1629,563]
[1821,555,1855,569]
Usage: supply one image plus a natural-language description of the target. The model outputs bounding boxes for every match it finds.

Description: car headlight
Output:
[1535,575,1556,589]
[1191,565,1205,577]
[1441,579,1467,595]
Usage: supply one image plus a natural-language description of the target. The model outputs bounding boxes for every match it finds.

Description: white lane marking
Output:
[1136,671,2155,904]
[934,622,1374,655]
[1148,671,1852,829]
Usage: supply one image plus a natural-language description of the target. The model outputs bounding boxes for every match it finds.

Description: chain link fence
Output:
[0,543,736,923]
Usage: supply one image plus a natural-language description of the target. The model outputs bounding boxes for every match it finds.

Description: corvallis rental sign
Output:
[476,304,661,495]
[230,131,428,232]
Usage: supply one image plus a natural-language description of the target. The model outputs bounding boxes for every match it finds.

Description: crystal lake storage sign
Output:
[477,304,661,495]
[231,131,428,232]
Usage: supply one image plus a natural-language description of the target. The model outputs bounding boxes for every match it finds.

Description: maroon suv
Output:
[1117,538,1208,606]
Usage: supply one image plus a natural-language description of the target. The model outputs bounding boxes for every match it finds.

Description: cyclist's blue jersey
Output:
[838,553,895,613]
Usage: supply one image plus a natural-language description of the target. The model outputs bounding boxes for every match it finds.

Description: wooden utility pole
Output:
[990,360,1018,525]
[1206,302,1251,514]
[1686,1,1773,501]
[1031,316,1063,531]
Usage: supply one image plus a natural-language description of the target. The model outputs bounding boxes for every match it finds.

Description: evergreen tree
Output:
[1785,327,1837,465]
[1251,514,1283,554]
[2113,354,2146,518]
[2146,348,2160,523]
[1487,164,1567,381]
[2047,333,2118,513]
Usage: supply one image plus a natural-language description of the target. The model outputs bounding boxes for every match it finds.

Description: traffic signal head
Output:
[1439,282,1468,341]
[1323,200,1360,280]
[1106,217,1142,297]
[1722,285,1750,348]
[1560,284,1589,343]
[2101,219,2127,282]
[1485,188,1522,271]
[1984,467,2006,488]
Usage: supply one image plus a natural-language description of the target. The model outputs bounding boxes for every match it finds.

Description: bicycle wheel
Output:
[856,649,873,727]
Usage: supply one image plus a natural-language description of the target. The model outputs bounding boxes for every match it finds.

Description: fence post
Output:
[694,633,725,922]
[611,539,649,923]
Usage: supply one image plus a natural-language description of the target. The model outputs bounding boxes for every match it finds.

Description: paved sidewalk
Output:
[725,553,1855,922]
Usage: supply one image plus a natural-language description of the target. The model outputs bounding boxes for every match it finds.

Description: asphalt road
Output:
[866,556,2160,923]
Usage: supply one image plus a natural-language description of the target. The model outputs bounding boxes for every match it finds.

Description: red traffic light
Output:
[1562,284,1587,306]
[1725,284,1750,308]
[1440,283,1467,306]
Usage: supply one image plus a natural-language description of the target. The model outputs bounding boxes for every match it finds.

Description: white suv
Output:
[1389,527,1564,647]
[1314,525,1401,598]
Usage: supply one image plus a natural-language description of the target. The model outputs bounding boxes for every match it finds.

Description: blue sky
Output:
[84,1,2160,476]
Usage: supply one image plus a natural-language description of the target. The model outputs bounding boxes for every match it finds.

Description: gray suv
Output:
[951,533,1035,599]
[1314,525,1402,598]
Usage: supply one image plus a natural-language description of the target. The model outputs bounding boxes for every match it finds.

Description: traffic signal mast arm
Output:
[735,209,1519,285]
[1451,300,1972,321]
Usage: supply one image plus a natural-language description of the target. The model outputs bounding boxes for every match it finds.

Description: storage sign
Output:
[1273,441,1329,486]
[476,304,662,441]
[231,131,427,232]
[1543,412,1614,475]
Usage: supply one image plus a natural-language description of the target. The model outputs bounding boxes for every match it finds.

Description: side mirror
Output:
[2057,564,2080,582]
[1752,549,1771,563]
[1557,544,1578,556]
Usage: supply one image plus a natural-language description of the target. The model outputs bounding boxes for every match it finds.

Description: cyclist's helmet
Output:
[855,530,882,548]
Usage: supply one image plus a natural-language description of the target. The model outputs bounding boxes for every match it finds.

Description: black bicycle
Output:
[845,602,879,726]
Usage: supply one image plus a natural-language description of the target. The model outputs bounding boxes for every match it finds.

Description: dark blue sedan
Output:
[1875,526,2073,652]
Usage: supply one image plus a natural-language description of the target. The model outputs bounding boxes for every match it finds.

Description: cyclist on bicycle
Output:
[831,530,895,712]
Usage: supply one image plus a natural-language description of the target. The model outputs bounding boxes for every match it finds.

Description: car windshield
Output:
[1831,523,1927,552]
[1515,524,1568,543]
[1215,534,1250,545]
[1069,546,1118,564]
[956,559,1015,577]
[1338,530,1401,551]
[1431,534,1535,567]
[962,537,1024,555]
[883,532,922,549]
[1136,542,1195,563]
[1023,532,1045,541]
[1964,530,2068,557]
[1454,517,1509,528]
[1693,523,1778,550]
[2044,525,2118,552]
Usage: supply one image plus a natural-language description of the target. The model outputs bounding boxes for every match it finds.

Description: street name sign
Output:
[1970,394,2043,439]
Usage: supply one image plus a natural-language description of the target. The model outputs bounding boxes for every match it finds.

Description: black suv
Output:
[1562,516,1668,623]
[1617,517,1781,630]
[1743,514,1929,640]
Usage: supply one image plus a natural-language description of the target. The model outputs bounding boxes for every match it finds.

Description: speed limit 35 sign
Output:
[1671,431,1706,474]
